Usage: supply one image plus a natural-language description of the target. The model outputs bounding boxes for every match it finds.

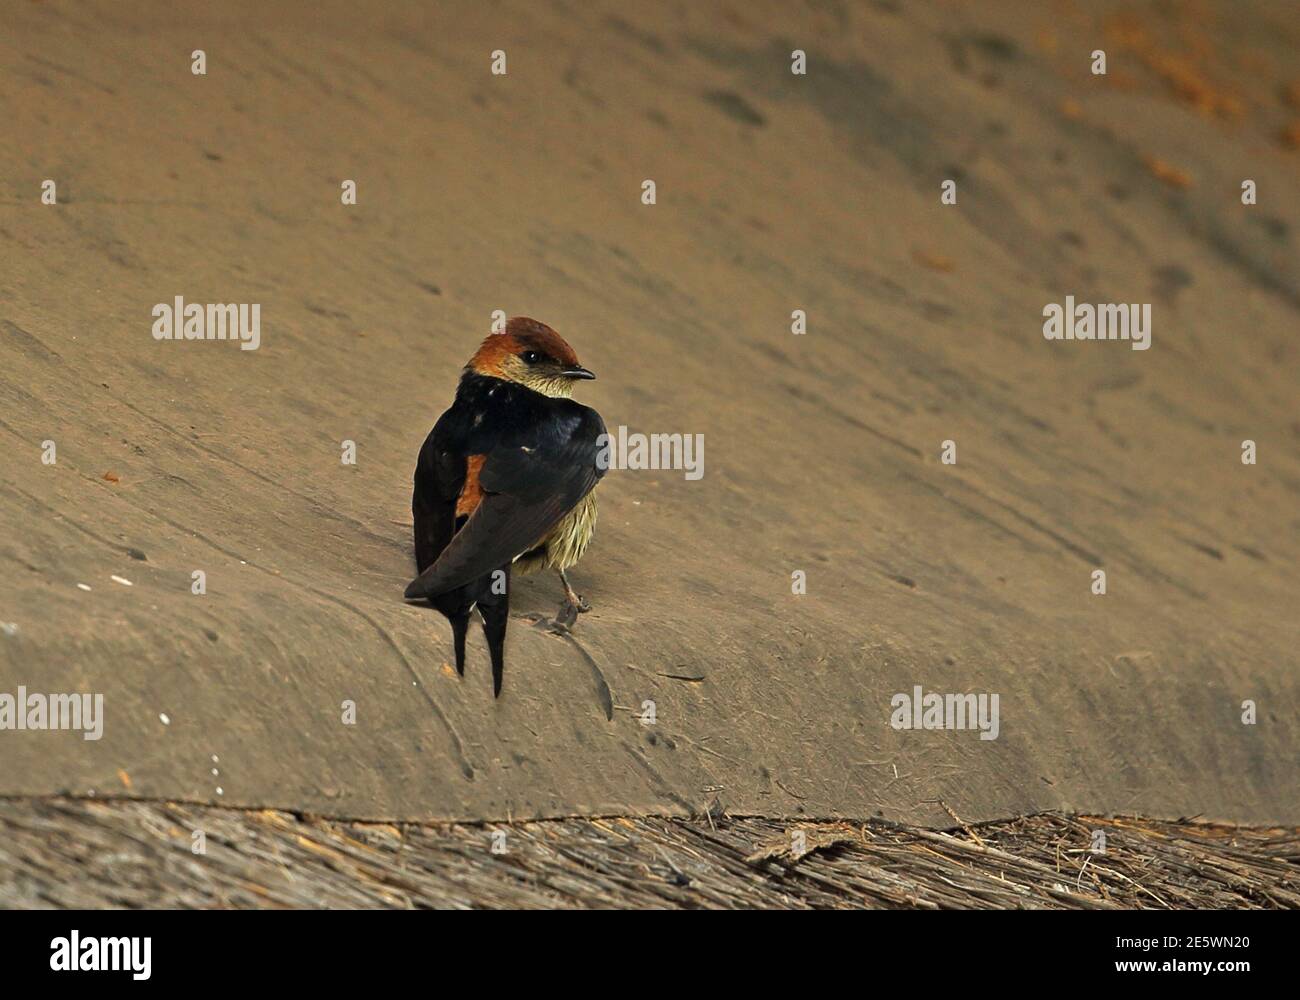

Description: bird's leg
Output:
[555,568,590,628]
[558,569,590,611]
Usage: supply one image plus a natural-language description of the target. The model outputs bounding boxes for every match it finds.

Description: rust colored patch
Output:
[468,334,516,378]
[468,316,582,378]
[456,454,487,517]
[912,249,955,273]
[1099,10,1244,120]
[1141,155,1193,189]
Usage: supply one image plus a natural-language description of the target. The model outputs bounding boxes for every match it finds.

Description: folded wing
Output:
[405,405,605,599]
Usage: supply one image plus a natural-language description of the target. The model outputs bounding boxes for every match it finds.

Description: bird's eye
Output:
[521,351,541,364]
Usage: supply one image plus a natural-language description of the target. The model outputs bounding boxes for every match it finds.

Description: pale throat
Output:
[524,376,575,399]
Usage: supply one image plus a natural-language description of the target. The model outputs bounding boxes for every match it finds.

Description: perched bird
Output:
[405,317,607,696]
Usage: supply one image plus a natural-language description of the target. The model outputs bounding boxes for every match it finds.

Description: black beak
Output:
[563,366,596,380]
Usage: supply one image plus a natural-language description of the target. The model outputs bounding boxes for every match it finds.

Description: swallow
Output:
[404,317,607,697]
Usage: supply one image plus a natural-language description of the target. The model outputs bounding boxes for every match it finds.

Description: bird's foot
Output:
[557,568,592,617]
[552,573,592,630]
[561,585,591,615]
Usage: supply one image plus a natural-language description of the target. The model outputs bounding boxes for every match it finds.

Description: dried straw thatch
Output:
[1,798,1295,908]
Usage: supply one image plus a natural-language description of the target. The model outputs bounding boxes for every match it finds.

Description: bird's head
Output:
[467,317,595,398]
